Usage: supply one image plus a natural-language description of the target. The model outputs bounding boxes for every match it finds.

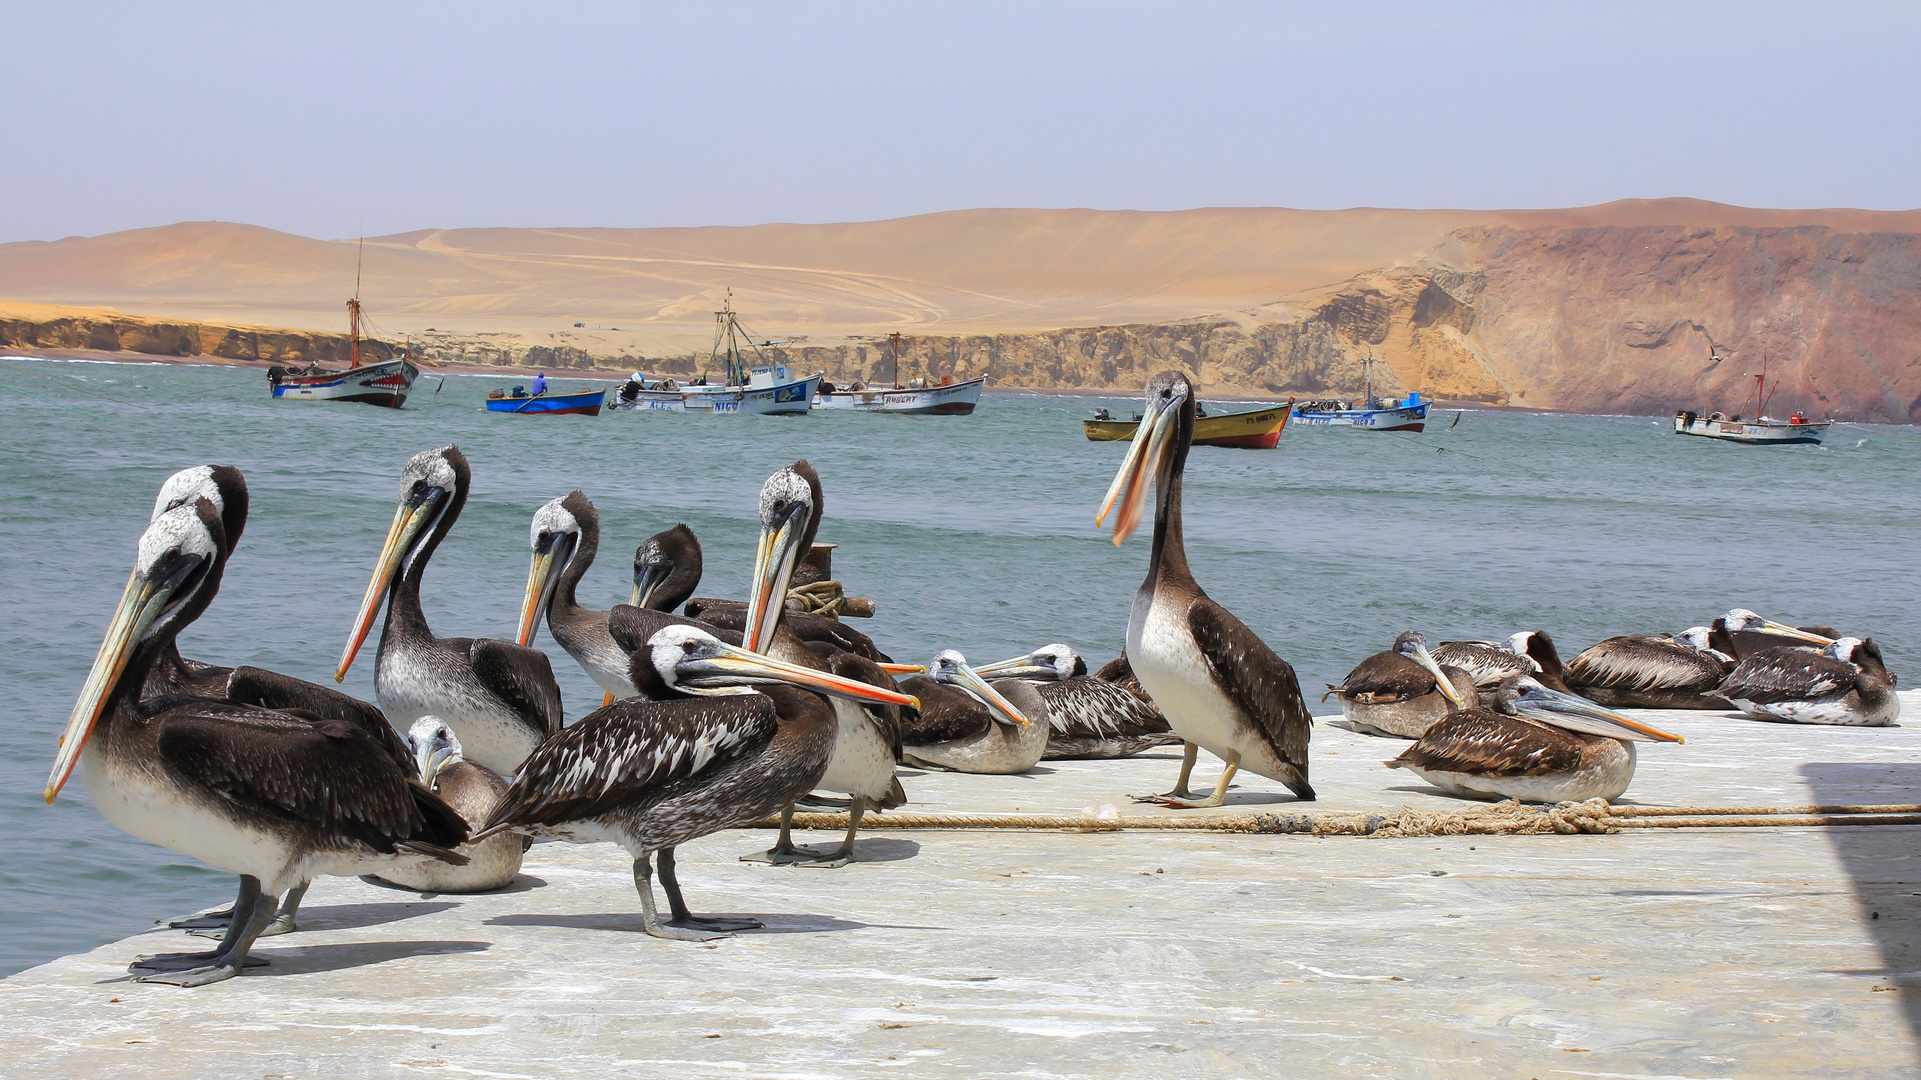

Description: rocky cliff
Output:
[0,303,393,365]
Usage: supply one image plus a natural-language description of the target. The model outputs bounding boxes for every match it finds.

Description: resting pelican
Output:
[1719,637,1900,726]
[1327,631,1473,739]
[338,446,563,775]
[47,500,468,986]
[1099,371,1315,808]
[473,625,915,940]
[1564,632,1735,710]
[1386,676,1684,802]
[973,643,1179,759]
[518,491,636,703]
[1709,608,1838,660]
[376,717,525,891]
[898,650,1045,773]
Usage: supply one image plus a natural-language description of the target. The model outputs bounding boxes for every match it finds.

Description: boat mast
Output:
[889,332,902,388]
[348,235,364,369]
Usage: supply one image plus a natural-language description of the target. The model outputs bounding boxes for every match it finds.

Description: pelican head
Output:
[648,625,916,707]
[1675,625,1735,662]
[408,716,464,788]
[152,464,249,555]
[337,446,467,681]
[1097,371,1191,545]
[631,523,702,611]
[517,492,590,646]
[742,462,822,654]
[972,643,1086,682]
[929,649,1033,727]
[1394,630,1463,705]
[1503,676,1684,744]
[48,500,225,802]
[1723,608,1835,645]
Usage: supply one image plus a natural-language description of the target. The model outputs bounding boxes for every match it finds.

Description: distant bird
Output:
[1327,630,1473,739]
[1718,637,1900,726]
[972,643,1179,759]
[337,446,563,775]
[47,500,467,986]
[1386,676,1684,803]
[473,625,915,940]
[1564,632,1735,710]
[376,717,524,892]
[899,650,1046,773]
[1099,371,1315,808]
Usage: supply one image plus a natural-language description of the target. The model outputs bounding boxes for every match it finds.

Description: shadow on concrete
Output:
[486,912,893,935]
[841,838,921,863]
[358,874,550,898]
[1801,761,1921,1055]
[291,901,460,933]
[251,938,490,976]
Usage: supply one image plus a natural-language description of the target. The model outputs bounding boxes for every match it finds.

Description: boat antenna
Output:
[889,331,902,389]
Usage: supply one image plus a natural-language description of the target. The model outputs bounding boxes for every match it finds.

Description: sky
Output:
[5,1,1919,243]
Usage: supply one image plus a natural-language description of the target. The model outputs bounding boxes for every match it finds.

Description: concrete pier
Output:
[3,694,1917,1078]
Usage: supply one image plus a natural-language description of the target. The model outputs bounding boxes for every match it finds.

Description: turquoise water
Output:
[2,356,1916,977]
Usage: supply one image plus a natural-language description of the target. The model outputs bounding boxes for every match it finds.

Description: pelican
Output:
[473,625,916,940]
[1564,632,1734,710]
[338,446,563,775]
[47,500,468,986]
[632,523,704,613]
[518,491,636,702]
[375,717,524,891]
[146,465,412,939]
[898,650,1045,773]
[973,643,1180,759]
[1326,630,1473,739]
[1386,676,1684,802]
[1709,608,1838,660]
[1719,636,1900,726]
[1098,372,1315,808]
[1432,631,1570,693]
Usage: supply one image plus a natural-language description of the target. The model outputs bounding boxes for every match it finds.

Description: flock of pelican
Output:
[44,370,1901,986]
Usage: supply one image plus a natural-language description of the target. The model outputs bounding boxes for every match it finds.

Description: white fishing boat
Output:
[1290,356,1427,431]
[617,294,821,415]
[266,250,420,408]
[812,332,985,414]
[1673,347,1830,445]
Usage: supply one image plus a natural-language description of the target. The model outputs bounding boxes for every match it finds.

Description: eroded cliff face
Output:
[0,308,393,365]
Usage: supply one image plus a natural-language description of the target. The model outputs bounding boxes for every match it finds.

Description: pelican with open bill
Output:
[1085,400,1292,449]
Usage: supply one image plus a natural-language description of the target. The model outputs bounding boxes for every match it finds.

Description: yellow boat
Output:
[1083,399,1292,448]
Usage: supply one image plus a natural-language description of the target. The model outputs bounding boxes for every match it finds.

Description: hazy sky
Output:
[6,2,1918,242]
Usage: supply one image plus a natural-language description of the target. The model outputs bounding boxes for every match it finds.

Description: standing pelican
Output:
[1565,632,1734,710]
[898,651,1044,772]
[473,626,916,940]
[1099,372,1315,808]
[1326,631,1472,739]
[376,717,524,891]
[47,500,468,986]
[1386,676,1684,802]
[338,446,563,775]
[1718,637,1900,726]
[518,491,636,702]
[973,644,1179,759]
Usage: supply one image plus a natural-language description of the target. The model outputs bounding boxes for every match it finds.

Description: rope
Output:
[746,800,1921,839]
[786,579,846,618]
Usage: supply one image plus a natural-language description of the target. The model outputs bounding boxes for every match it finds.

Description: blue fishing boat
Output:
[485,386,605,416]
[1290,357,1428,432]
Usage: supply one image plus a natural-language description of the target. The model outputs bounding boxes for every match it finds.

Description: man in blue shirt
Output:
[531,372,547,396]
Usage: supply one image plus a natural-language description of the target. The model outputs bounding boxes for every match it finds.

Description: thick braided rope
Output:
[785,580,845,617]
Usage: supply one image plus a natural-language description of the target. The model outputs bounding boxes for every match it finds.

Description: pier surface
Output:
[3,694,1918,1078]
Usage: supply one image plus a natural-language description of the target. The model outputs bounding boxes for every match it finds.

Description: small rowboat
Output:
[485,387,605,416]
[1084,400,1292,448]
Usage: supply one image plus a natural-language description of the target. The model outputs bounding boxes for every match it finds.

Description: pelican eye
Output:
[682,639,700,654]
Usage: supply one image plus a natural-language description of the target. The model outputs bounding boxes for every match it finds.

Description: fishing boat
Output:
[1673,347,1831,445]
[813,332,985,414]
[485,386,606,416]
[1289,356,1427,432]
[1085,399,1292,448]
[619,294,821,415]
[266,246,420,408]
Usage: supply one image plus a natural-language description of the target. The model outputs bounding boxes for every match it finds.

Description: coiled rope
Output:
[750,801,1921,838]
[785,579,846,617]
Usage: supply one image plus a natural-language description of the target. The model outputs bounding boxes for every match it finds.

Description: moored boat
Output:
[813,332,985,414]
[615,294,821,415]
[1290,357,1426,431]
[1085,399,1291,448]
[266,246,420,408]
[485,386,605,416]
[1673,346,1830,445]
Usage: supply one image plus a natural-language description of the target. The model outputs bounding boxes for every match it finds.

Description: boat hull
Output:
[619,373,822,415]
[1290,402,1427,432]
[814,377,985,415]
[1672,413,1829,445]
[269,357,418,408]
[485,389,605,416]
[1085,404,1290,448]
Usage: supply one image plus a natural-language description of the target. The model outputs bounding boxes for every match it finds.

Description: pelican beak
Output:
[1096,397,1176,546]
[1758,619,1835,645]
[632,560,670,610]
[415,739,454,789]
[947,661,1033,727]
[743,502,808,653]
[1515,685,1684,744]
[47,565,189,802]
[681,641,920,708]
[970,652,1050,680]
[337,491,440,682]
[517,547,558,647]
[878,662,927,675]
[1408,644,1464,705]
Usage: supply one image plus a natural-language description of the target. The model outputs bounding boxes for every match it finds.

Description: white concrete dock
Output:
[3,695,1918,1078]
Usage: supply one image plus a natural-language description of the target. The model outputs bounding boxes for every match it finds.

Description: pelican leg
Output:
[1145,748,1240,809]
[1134,742,1201,804]
[188,879,308,940]
[633,853,730,942]
[167,879,241,930]
[659,847,762,932]
[134,877,275,983]
[739,804,807,864]
[784,796,865,868]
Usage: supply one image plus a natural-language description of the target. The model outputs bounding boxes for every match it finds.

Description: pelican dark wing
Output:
[1568,636,1725,693]
[1719,648,1857,704]
[1432,641,1532,688]
[224,666,412,774]
[1331,651,1443,703]
[1388,709,1581,778]
[1188,599,1312,773]
[897,675,994,744]
[686,600,892,663]
[607,604,740,659]
[1036,677,1170,739]
[465,639,564,739]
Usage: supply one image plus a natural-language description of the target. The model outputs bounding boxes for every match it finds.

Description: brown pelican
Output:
[47,500,468,986]
[1432,631,1570,693]
[1564,631,1735,710]
[473,625,915,940]
[633,523,704,613]
[1326,631,1473,739]
[1099,372,1315,808]
[146,465,411,939]
[1709,609,1838,660]
[1386,676,1684,802]
[972,644,1180,759]
[1719,637,1900,726]
[375,717,524,891]
[337,446,563,775]
[898,651,1044,773]
[517,491,637,702]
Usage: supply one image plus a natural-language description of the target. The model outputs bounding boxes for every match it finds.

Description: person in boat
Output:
[619,375,643,403]
[532,372,548,396]
[1093,408,1112,421]
[1195,403,1209,418]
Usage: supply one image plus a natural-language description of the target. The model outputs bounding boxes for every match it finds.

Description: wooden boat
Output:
[485,386,605,416]
[1085,399,1292,448]
[1290,356,1427,432]
[266,245,420,408]
[813,332,985,414]
[618,294,820,415]
[1673,346,1830,445]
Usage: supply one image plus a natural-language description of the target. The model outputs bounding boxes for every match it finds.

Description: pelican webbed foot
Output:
[739,804,808,864]
[1136,750,1240,809]
[136,876,278,986]
[773,796,866,868]
[185,881,307,939]
[636,851,751,942]
[166,906,235,931]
